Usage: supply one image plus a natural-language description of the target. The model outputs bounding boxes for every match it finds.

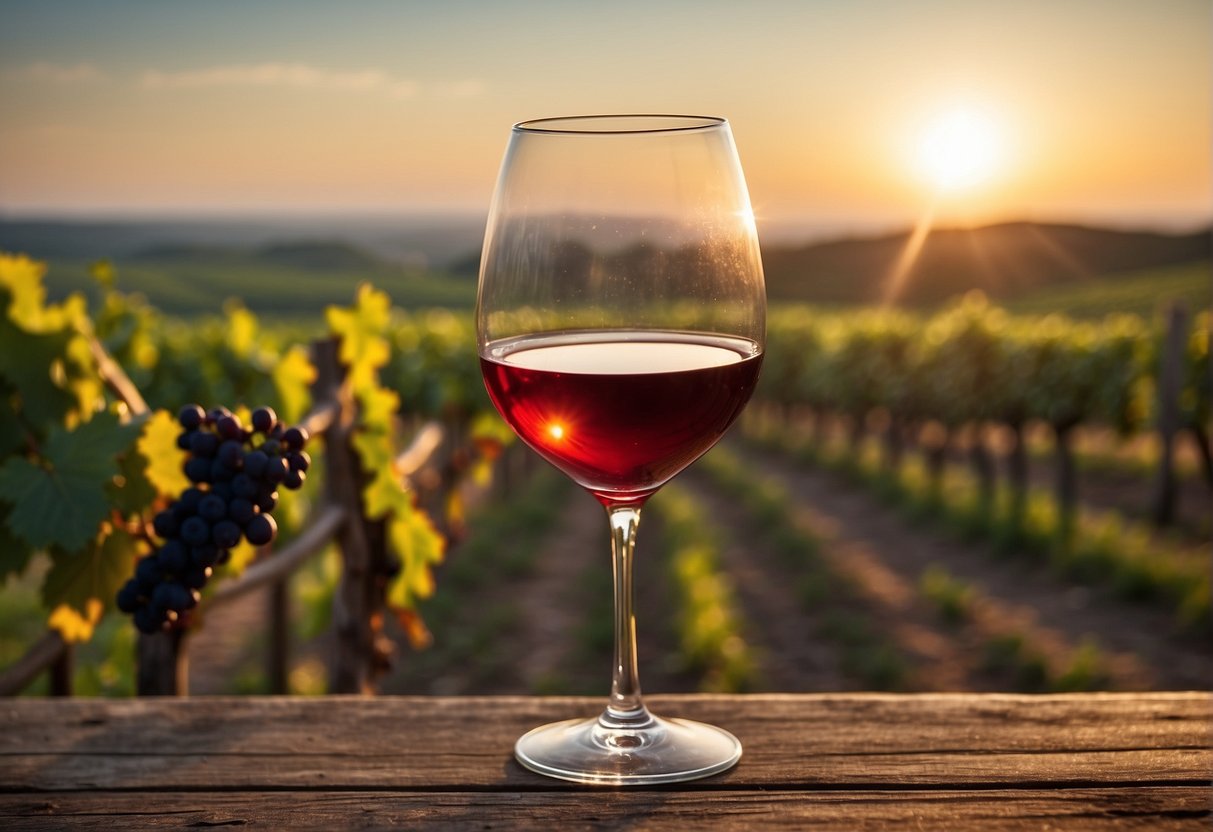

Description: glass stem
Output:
[603,504,651,727]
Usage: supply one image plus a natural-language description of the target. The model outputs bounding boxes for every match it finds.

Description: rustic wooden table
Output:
[0,693,1208,829]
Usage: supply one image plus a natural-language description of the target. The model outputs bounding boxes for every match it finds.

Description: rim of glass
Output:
[513,114,726,135]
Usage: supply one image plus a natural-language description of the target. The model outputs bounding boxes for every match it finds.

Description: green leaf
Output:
[0,382,26,457]
[0,412,141,551]
[0,299,77,428]
[0,505,35,582]
[43,526,144,625]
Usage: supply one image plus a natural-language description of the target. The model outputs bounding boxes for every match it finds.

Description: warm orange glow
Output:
[547,423,565,441]
[915,107,1005,193]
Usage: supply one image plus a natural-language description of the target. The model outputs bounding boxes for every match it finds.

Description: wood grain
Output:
[0,788,1209,831]
[0,694,1208,829]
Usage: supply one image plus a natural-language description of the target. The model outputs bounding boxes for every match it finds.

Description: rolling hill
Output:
[760,221,1210,307]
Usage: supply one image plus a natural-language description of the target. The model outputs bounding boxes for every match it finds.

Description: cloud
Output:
[15,62,107,84]
[139,63,421,99]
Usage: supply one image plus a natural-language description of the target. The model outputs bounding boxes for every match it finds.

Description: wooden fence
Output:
[0,338,457,698]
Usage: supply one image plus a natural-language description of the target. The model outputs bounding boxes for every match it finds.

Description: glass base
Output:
[514,708,742,785]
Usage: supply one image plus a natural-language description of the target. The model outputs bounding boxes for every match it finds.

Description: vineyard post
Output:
[1151,303,1188,526]
[267,580,290,694]
[137,628,187,696]
[1052,422,1078,540]
[49,644,73,696]
[969,423,996,520]
[1005,420,1029,536]
[311,338,386,694]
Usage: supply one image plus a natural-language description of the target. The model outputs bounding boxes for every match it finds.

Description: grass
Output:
[743,418,1211,633]
[390,464,573,690]
[696,445,909,690]
[648,484,757,693]
[1003,260,1210,320]
[44,256,476,321]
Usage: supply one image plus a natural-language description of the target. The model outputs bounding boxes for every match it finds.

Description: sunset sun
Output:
[915,107,1005,193]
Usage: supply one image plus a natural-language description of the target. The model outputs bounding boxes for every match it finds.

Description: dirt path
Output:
[515,490,610,692]
[735,442,1212,691]
[668,475,856,692]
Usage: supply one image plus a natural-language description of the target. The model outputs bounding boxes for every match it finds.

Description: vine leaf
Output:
[327,284,391,386]
[272,344,316,423]
[0,302,77,428]
[0,507,35,582]
[43,526,144,639]
[0,412,141,551]
[386,504,444,608]
[136,409,189,497]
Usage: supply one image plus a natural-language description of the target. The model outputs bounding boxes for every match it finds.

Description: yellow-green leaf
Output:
[272,344,315,423]
[137,409,190,497]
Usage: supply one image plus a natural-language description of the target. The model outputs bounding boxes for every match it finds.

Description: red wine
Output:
[481,330,762,504]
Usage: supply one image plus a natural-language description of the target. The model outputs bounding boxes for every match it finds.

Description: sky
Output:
[0,0,1209,239]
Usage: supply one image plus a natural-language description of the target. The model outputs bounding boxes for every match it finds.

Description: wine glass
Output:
[477,114,766,784]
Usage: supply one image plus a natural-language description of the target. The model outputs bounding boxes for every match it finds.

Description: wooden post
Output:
[267,579,290,694]
[312,339,382,695]
[1053,423,1077,541]
[49,642,73,696]
[1152,303,1188,526]
[1005,421,1029,537]
[137,630,187,695]
[968,423,995,519]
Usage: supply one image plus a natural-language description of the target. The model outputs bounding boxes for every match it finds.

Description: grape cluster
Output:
[116,404,311,634]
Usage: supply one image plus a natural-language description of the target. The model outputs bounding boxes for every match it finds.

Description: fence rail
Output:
[1,337,455,698]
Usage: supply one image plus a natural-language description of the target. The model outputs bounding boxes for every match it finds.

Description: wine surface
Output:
[481,330,762,503]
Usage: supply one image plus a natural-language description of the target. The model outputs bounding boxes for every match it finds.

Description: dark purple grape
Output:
[210,482,233,501]
[178,404,205,430]
[218,440,244,470]
[135,556,161,586]
[179,487,204,513]
[216,415,243,441]
[176,431,194,451]
[243,450,269,479]
[181,516,211,547]
[257,490,279,513]
[185,589,201,610]
[209,459,234,482]
[183,565,211,590]
[264,456,288,484]
[133,606,163,634]
[212,520,242,549]
[252,407,277,434]
[190,544,219,568]
[216,549,231,566]
[152,510,178,539]
[283,468,305,490]
[157,540,188,573]
[232,473,258,500]
[199,494,227,523]
[260,438,282,457]
[283,426,308,451]
[208,406,231,424]
[287,451,311,473]
[228,498,255,526]
[184,457,212,484]
[189,431,219,457]
[115,580,141,613]
[151,581,188,613]
[244,513,277,547]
